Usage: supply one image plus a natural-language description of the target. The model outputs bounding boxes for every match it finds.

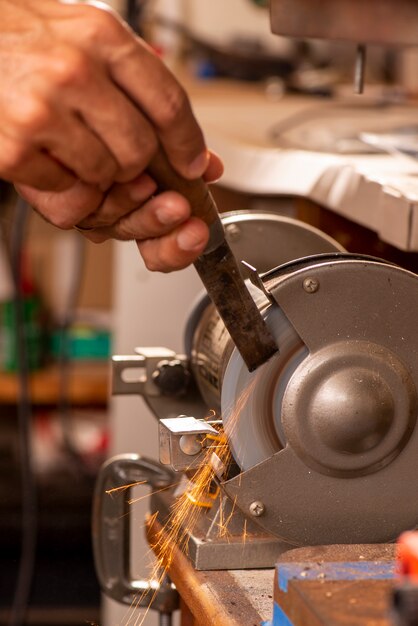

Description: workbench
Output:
[148,518,396,626]
[147,518,273,625]
[179,70,418,253]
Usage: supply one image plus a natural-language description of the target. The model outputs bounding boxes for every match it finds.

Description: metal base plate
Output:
[150,486,291,571]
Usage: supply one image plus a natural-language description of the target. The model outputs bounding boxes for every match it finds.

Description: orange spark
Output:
[119,379,257,625]
[105,480,147,495]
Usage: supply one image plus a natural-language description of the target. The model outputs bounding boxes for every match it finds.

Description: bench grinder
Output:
[93,207,418,616]
[93,0,418,609]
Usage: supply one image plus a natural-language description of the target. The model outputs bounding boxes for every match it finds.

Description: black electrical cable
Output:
[7,197,37,626]
[6,202,88,625]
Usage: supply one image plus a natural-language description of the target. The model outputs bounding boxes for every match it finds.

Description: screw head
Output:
[303,277,319,293]
[249,500,266,517]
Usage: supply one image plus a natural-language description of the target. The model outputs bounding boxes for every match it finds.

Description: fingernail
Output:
[187,150,209,179]
[155,205,183,225]
[177,227,206,251]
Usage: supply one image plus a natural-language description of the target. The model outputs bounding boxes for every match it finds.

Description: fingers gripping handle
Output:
[148,149,224,253]
[148,150,278,372]
[92,453,174,605]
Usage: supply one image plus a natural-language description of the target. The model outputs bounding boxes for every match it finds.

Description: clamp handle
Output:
[92,453,178,611]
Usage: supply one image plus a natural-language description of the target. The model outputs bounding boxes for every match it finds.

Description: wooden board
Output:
[0,362,109,405]
[146,516,274,626]
[276,579,393,626]
[274,545,396,626]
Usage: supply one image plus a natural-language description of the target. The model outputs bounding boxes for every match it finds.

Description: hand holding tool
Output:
[148,149,278,372]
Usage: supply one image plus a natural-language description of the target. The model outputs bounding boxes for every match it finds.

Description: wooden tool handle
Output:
[147,148,278,372]
[148,149,224,253]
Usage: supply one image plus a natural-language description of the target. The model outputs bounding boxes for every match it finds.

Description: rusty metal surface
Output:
[194,241,278,372]
[270,0,418,46]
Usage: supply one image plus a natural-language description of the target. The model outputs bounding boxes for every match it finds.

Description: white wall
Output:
[151,0,294,55]
[185,0,291,53]
[103,240,202,626]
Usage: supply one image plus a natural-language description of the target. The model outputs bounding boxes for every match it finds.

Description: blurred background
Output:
[2,1,418,625]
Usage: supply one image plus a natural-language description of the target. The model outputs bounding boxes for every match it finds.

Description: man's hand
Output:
[1,0,224,271]
[17,151,224,272]
[0,0,208,188]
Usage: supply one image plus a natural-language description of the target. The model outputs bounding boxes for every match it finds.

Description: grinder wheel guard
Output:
[221,255,418,546]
